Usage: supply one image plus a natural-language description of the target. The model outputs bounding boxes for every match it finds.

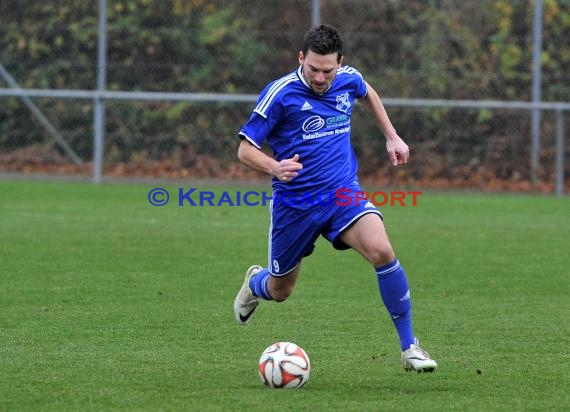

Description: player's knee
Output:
[268,269,298,302]
[269,286,293,302]
[367,245,395,267]
[268,280,295,302]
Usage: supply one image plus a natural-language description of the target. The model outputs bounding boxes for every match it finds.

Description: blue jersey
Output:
[239,65,368,196]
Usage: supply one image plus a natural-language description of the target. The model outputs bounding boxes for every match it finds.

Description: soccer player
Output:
[233,24,437,372]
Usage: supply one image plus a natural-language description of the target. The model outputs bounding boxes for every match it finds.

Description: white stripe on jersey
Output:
[267,199,273,270]
[238,131,262,149]
[337,65,363,79]
[338,65,367,96]
[254,65,362,118]
[254,72,299,118]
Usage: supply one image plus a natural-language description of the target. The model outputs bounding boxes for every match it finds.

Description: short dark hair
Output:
[302,24,343,62]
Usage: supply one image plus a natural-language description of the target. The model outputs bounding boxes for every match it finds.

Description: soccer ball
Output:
[258,342,311,389]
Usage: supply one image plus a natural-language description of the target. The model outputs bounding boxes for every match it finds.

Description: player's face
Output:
[299,50,343,94]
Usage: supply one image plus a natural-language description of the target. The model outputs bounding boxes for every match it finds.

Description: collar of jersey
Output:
[297,66,333,95]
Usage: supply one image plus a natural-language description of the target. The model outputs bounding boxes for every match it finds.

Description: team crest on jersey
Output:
[336,92,351,113]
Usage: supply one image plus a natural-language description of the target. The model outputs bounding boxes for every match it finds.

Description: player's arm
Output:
[359,81,409,166]
[238,139,302,182]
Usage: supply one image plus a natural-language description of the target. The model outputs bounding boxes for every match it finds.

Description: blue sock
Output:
[376,259,415,351]
[248,268,273,301]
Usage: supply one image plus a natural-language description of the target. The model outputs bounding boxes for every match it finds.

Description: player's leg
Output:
[234,260,308,326]
[233,263,302,325]
[234,200,321,325]
[268,263,302,302]
[337,212,395,267]
[248,263,302,302]
[339,213,415,348]
[336,213,437,372]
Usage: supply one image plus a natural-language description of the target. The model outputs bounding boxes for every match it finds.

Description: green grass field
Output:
[1,179,569,411]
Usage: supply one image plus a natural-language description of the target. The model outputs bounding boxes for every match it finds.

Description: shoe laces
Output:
[410,344,431,359]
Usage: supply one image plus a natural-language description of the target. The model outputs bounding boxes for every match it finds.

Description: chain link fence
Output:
[0,0,568,193]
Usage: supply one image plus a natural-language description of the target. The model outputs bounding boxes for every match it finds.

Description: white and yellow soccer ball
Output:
[258,342,311,389]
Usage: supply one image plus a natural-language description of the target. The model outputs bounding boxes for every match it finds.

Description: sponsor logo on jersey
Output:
[302,114,351,140]
[302,115,325,133]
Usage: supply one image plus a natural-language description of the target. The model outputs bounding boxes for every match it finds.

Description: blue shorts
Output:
[267,182,382,276]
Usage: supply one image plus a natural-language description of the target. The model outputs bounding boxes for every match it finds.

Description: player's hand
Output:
[274,154,303,182]
[386,136,410,166]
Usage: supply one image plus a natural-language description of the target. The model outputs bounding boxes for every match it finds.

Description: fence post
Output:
[555,109,566,197]
[311,0,320,27]
[93,0,108,184]
[531,0,543,189]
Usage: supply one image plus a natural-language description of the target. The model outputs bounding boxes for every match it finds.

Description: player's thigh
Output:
[269,202,322,276]
[339,213,395,265]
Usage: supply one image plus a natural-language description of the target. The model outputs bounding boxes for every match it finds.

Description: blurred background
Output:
[0,0,568,194]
